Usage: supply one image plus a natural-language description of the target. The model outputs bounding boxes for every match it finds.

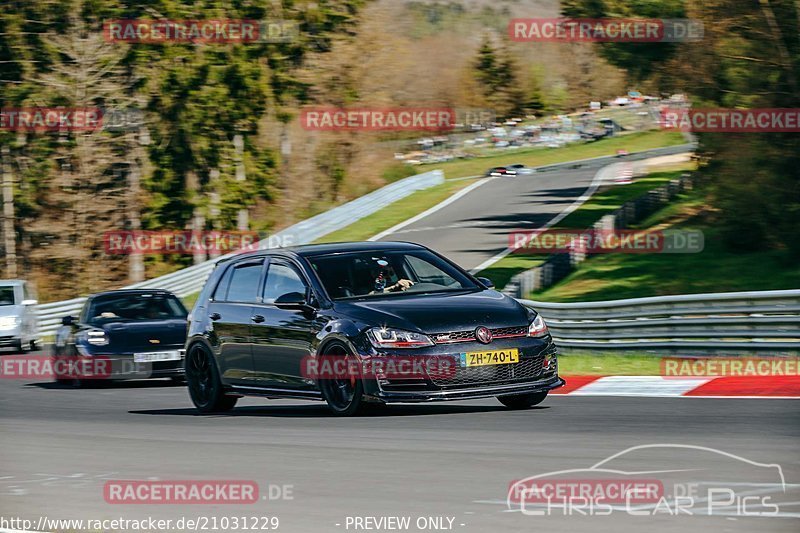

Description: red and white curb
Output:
[552,375,800,398]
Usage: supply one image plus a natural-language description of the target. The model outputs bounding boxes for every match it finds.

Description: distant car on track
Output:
[53,289,188,386]
[184,242,564,416]
[485,166,517,177]
[507,164,535,175]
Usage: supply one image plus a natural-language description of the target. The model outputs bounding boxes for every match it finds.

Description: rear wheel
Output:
[318,343,367,417]
[185,344,237,413]
[497,392,548,409]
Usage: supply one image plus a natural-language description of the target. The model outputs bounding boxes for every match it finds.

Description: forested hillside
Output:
[0,0,626,300]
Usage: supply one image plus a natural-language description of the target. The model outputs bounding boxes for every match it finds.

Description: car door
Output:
[251,259,320,391]
[206,258,265,385]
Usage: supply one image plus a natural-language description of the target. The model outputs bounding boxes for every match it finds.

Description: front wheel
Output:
[318,344,367,417]
[497,391,548,409]
[185,344,237,413]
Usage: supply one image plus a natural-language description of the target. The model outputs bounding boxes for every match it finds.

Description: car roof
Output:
[291,241,425,257]
[219,241,427,262]
[88,289,176,298]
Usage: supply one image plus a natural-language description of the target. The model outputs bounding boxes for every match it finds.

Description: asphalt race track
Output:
[377,147,691,272]
[2,150,798,533]
[0,357,798,533]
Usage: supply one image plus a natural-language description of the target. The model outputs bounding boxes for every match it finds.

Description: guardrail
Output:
[520,289,800,352]
[34,169,444,336]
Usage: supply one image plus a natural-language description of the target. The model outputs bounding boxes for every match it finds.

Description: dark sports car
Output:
[185,241,564,416]
[53,289,188,386]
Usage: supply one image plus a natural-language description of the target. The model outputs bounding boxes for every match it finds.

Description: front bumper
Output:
[54,351,185,380]
[358,337,563,403]
[371,375,565,403]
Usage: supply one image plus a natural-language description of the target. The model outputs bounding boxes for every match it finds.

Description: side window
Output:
[225,263,263,303]
[0,286,15,305]
[213,266,234,301]
[262,263,307,304]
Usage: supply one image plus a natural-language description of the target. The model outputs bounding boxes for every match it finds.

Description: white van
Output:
[0,279,40,352]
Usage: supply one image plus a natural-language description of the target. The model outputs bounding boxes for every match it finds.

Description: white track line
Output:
[368,177,494,241]
[468,162,612,274]
[569,376,712,397]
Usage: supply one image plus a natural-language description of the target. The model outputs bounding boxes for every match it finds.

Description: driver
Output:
[369,258,415,293]
[384,279,415,292]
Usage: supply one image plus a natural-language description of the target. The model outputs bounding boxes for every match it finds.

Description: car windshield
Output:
[306,249,478,300]
[86,293,188,324]
[0,287,16,306]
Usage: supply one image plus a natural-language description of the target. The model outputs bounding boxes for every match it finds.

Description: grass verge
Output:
[531,190,800,302]
[181,292,199,310]
[315,178,478,243]
[558,352,663,375]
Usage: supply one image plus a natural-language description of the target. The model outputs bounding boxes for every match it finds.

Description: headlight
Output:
[84,329,109,346]
[367,327,433,349]
[528,314,549,337]
[0,316,20,329]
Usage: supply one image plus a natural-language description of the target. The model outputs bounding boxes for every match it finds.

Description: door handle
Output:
[251,315,265,323]
[209,312,221,320]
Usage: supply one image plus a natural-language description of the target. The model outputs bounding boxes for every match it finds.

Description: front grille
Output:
[430,355,544,388]
[492,326,529,338]
[432,325,528,344]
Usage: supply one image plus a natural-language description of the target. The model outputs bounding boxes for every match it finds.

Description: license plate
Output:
[460,348,519,368]
[133,350,182,363]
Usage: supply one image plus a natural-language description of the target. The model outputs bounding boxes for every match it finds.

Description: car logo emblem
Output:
[475,326,492,344]
[149,339,160,344]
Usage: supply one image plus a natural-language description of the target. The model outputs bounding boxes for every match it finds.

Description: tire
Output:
[318,343,367,417]
[29,340,38,352]
[185,344,237,413]
[497,392,548,409]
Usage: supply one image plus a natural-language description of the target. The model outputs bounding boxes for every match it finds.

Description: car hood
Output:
[87,318,187,352]
[334,290,531,334]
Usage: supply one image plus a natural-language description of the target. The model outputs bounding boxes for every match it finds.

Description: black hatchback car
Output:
[54,289,188,386]
[185,242,564,415]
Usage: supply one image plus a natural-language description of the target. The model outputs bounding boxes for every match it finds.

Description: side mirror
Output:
[476,277,495,289]
[21,299,37,306]
[61,315,76,326]
[274,291,309,310]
